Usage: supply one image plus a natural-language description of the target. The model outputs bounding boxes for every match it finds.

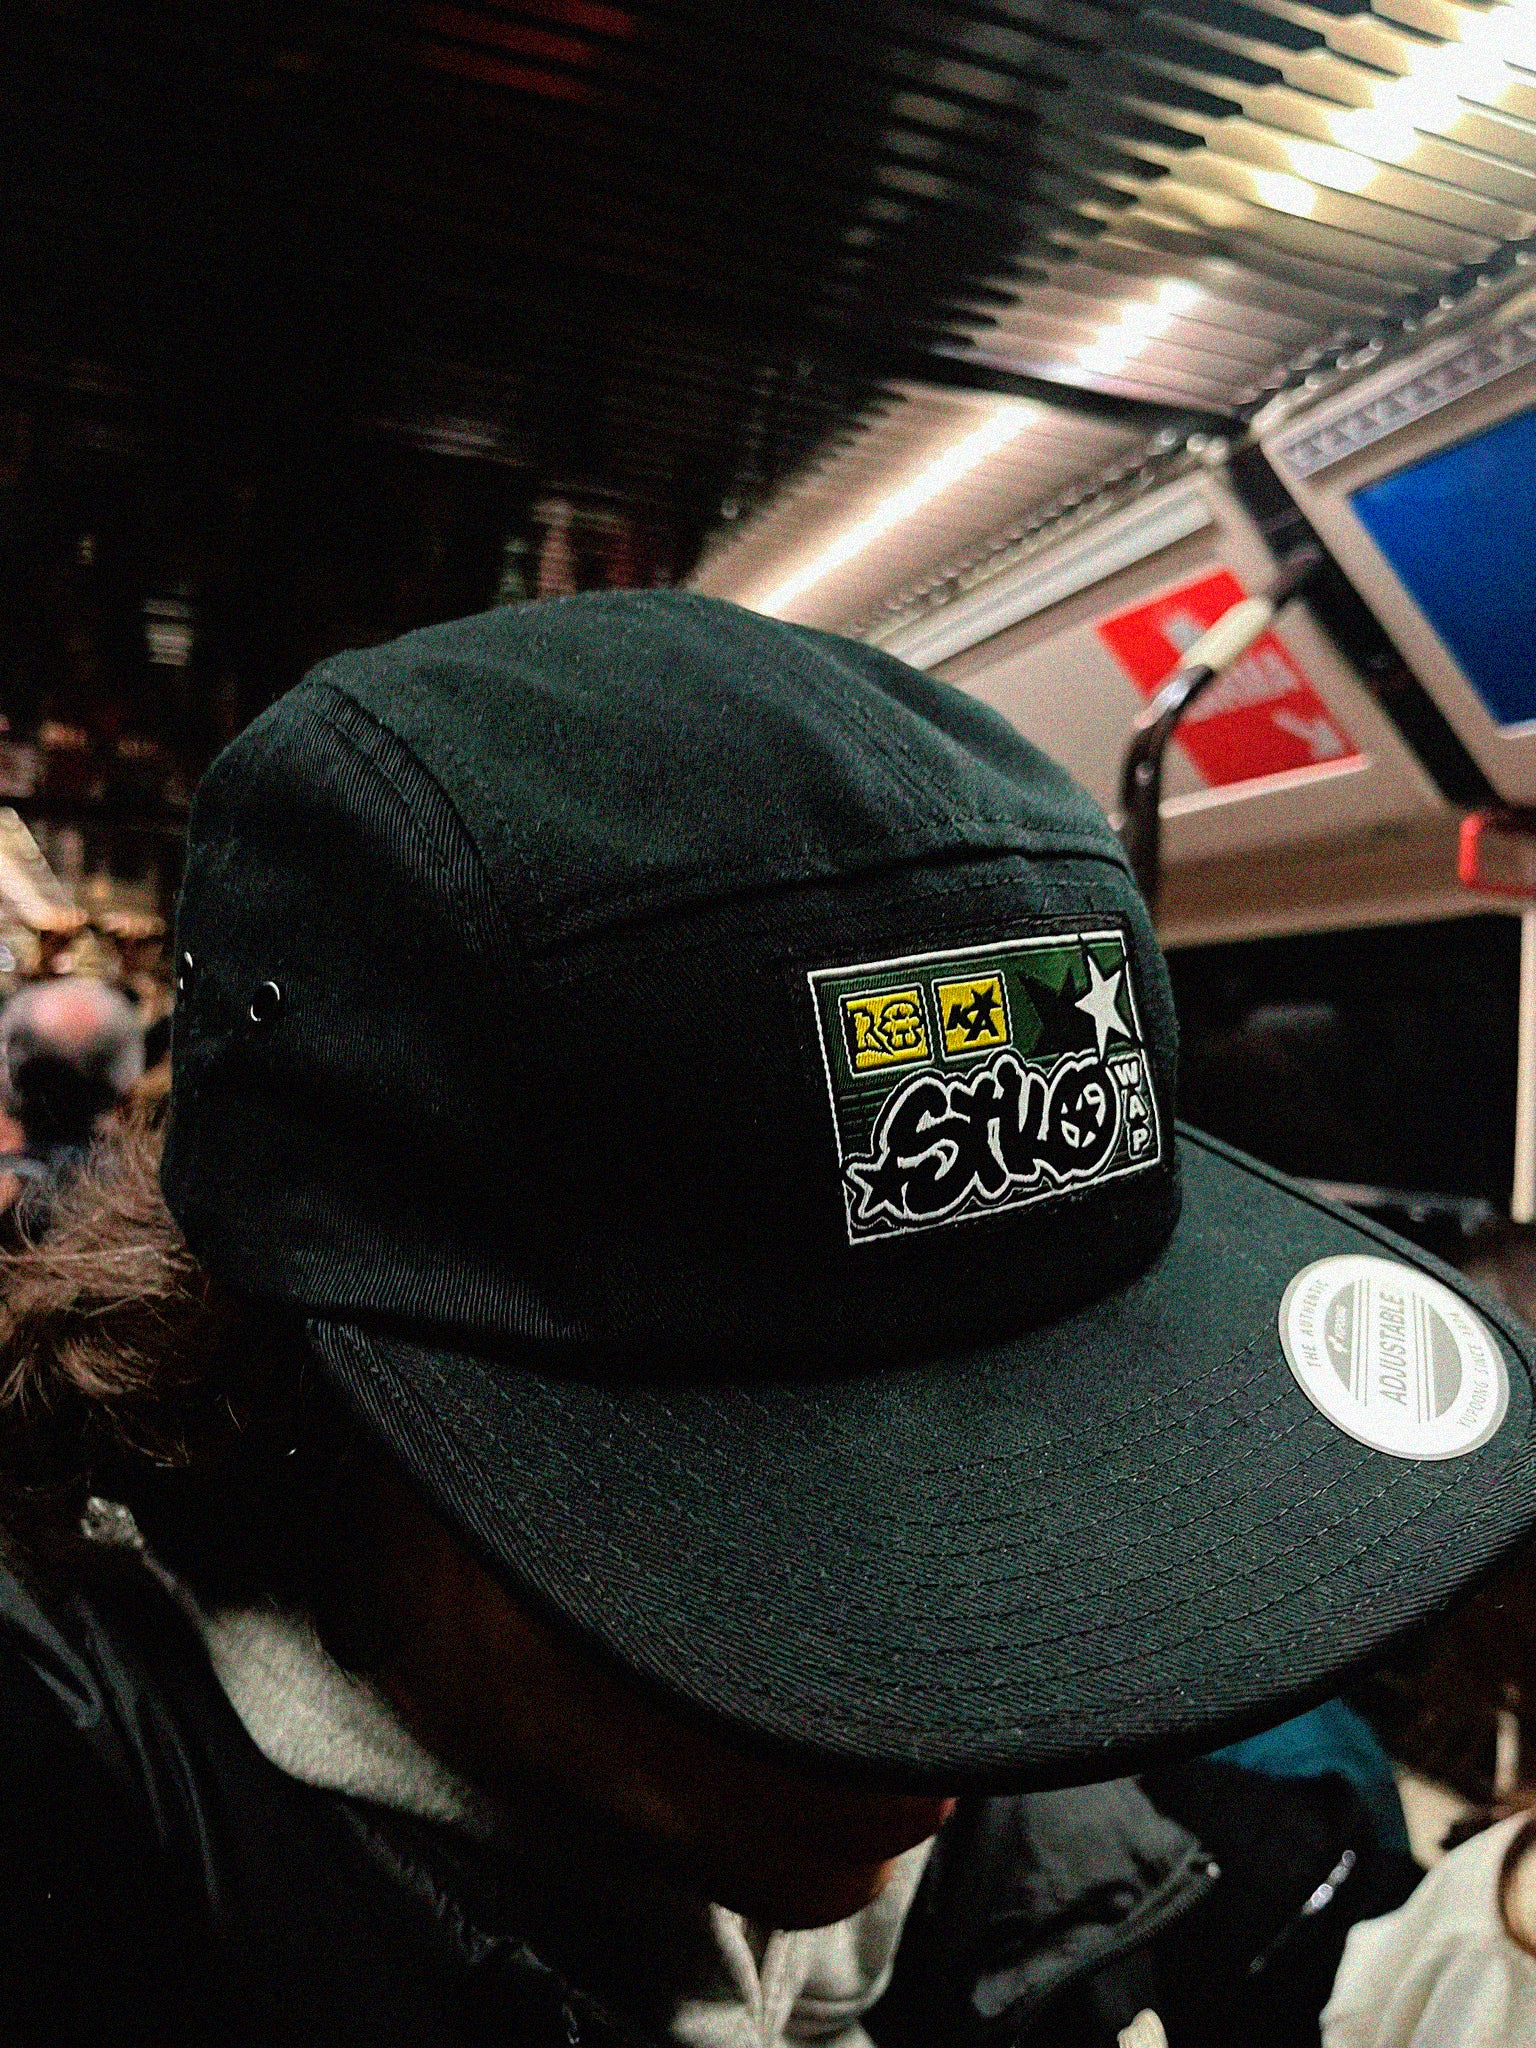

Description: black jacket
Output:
[0,1559,1418,2047]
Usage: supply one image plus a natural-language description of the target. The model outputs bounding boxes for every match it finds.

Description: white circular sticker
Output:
[1280,1255,1509,1461]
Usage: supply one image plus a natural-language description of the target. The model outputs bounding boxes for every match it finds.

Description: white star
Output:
[1075,955,1131,1057]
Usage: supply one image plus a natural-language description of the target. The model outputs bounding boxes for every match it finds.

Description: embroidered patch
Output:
[809,931,1162,1244]
[841,987,930,1071]
[936,973,1010,1057]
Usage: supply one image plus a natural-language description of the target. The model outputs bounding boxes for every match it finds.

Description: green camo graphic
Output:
[808,930,1162,1243]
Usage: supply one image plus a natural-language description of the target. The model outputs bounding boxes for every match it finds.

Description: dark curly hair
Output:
[0,1114,390,1667]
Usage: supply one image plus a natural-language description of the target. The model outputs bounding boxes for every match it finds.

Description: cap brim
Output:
[307,1127,1536,1791]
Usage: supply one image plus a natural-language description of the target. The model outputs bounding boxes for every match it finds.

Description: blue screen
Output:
[1349,404,1536,728]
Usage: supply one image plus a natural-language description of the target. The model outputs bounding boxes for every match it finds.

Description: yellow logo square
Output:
[841,988,930,1071]
[935,973,1010,1056]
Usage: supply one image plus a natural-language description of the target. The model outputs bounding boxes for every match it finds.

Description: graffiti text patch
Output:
[809,931,1162,1243]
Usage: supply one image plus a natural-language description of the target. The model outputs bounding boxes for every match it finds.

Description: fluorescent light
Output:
[1070,278,1205,381]
[1399,7,1521,95]
[1276,139,1376,195]
[1326,0,1533,159]
[1154,278,1202,316]
[1116,300,1177,338]
[1326,106,1422,164]
[752,403,1036,615]
[1249,169,1319,218]
[1077,340,1140,375]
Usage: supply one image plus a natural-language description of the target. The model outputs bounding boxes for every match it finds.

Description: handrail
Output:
[1117,545,1324,915]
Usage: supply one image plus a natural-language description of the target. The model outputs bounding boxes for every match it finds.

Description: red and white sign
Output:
[1096,568,1359,789]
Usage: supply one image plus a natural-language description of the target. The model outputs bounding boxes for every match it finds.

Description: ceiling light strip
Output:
[748,402,1038,616]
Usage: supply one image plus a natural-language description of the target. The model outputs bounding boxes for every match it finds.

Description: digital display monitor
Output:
[1262,292,1536,804]
[1349,405,1536,731]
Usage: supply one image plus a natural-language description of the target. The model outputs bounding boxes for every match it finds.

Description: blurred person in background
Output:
[0,975,144,1220]
[1323,1684,1536,2047]
[1323,1512,1536,2048]
[1323,1226,1536,2045]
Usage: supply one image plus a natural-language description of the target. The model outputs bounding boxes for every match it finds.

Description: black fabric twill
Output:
[159,588,1536,1786]
[163,594,1181,1372]
[303,1130,1536,1786]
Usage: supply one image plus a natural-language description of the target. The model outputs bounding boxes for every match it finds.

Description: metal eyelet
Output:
[176,950,195,996]
[248,980,284,1026]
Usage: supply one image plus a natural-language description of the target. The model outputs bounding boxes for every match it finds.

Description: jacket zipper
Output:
[1004,1850,1223,2044]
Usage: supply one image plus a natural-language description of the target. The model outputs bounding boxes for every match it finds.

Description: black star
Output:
[1018,959,1099,1057]
[948,983,1000,1043]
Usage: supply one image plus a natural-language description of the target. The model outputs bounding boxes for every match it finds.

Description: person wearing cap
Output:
[0,592,1526,2045]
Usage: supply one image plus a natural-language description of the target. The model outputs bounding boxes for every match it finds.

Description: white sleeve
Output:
[1324,1817,1536,2048]
[1325,1920,1536,2048]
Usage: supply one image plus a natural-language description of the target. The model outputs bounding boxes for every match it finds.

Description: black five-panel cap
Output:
[164,590,1536,1790]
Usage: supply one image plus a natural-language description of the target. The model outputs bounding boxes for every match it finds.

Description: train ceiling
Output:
[696,0,1536,617]
[6,1,1536,578]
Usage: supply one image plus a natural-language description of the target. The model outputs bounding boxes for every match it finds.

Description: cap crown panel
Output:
[324,591,1128,952]
[164,592,1178,1372]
